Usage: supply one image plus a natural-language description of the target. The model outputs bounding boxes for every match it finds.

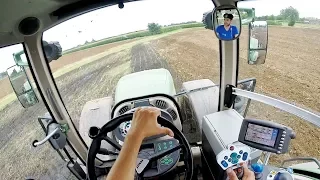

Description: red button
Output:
[230,146,234,151]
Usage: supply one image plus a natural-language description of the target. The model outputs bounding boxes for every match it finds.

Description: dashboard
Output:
[111,95,182,143]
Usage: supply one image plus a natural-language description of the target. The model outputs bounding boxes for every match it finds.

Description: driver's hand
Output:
[227,163,255,180]
[128,107,174,139]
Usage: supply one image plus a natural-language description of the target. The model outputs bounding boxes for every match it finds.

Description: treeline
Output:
[255,6,319,26]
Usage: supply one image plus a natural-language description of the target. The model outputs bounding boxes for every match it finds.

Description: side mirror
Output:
[248,21,268,65]
[6,65,39,108]
[234,78,256,117]
[212,5,242,41]
[13,41,62,66]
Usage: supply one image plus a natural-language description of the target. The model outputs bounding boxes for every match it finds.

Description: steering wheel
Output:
[87,113,193,180]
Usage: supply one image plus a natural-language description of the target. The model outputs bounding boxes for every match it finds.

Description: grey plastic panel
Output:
[182,79,219,132]
[202,109,262,160]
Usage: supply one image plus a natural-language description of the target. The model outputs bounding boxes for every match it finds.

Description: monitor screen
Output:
[245,123,279,147]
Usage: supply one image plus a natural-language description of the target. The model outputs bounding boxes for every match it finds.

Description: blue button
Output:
[230,153,237,158]
[286,168,293,174]
[221,160,228,167]
[232,159,239,164]
[224,156,228,160]
[251,163,264,173]
[239,150,243,154]
[237,155,241,159]
[242,152,248,161]
[228,158,232,162]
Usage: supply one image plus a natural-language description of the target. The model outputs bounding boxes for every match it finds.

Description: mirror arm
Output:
[232,88,320,128]
[224,84,237,108]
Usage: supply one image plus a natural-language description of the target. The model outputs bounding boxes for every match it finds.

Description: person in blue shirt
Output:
[216,13,239,40]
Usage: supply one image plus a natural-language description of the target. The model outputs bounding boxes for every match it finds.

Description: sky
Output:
[0,0,319,72]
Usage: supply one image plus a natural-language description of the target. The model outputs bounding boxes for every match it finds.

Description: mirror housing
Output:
[6,65,39,108]
[13,41,62,66]
[212,5,242,41]
[248,21,268,65]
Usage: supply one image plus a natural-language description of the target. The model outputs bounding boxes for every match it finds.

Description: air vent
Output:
[155,100,167,109]
[167,108,177,120]
[119,105,130,115]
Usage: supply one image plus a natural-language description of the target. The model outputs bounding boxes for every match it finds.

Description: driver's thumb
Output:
[226,168,238,180]
[160,127,174,137]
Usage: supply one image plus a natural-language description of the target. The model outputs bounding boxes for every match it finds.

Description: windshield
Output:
[42,0,217,128]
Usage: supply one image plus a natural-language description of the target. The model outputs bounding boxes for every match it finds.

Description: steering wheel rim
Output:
[87,113,193,180]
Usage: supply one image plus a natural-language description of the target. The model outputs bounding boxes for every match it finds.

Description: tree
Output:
[280,6,299,26]
[267,15,275,21]
[148,23,162,35]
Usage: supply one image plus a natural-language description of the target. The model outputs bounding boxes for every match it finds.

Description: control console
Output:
[238,119,295,154]
[216,144,251,170]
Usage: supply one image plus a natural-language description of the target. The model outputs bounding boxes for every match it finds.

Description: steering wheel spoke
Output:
[102,136,122,151]
[149,144,182,162]
[98,148,119,155]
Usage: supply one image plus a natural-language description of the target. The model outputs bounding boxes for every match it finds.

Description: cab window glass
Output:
[42,0,218,134]
[238,0,320,166]
[0,44,71,179]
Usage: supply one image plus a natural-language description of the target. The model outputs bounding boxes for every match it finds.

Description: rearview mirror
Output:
[7,65,39,108]
[212,5,242,41]
[248,21,268,65]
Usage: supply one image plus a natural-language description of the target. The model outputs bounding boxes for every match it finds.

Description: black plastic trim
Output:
[218,40,222,111]
[52,0,139,19]
[293,169,320,179]
[224,84,236,108]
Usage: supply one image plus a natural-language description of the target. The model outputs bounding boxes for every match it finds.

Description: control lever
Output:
[32,123,67,149]
[32,128,60,147]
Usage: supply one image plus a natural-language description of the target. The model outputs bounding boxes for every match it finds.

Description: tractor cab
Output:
[0,0,319,180]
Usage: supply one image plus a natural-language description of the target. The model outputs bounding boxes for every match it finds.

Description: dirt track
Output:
[1,26,320,179]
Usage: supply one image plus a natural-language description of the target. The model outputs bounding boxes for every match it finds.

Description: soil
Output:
[1,26,320,179]
[151,26,320,165]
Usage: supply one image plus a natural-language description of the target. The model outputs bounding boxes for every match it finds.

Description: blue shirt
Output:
[216,25,238,40]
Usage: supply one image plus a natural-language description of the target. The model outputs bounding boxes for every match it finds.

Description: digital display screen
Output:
[245,123,279,147]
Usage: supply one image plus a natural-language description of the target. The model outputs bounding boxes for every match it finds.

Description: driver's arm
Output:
[106,107,174,180]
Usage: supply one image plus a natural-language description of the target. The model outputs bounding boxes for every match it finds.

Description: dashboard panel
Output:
[112,95,182,143]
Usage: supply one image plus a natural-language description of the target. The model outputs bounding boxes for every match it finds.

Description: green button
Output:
[169,141,173,144]
[160,157,173,165]
[230,153,237,158]
[169,145,173,148]
[158,143,161,151]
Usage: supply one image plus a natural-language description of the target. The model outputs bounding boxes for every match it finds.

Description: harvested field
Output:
[1,26,320,179]
[152,26,320,165]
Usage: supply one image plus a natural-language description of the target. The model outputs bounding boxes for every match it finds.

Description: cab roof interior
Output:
[0,0,239,48]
